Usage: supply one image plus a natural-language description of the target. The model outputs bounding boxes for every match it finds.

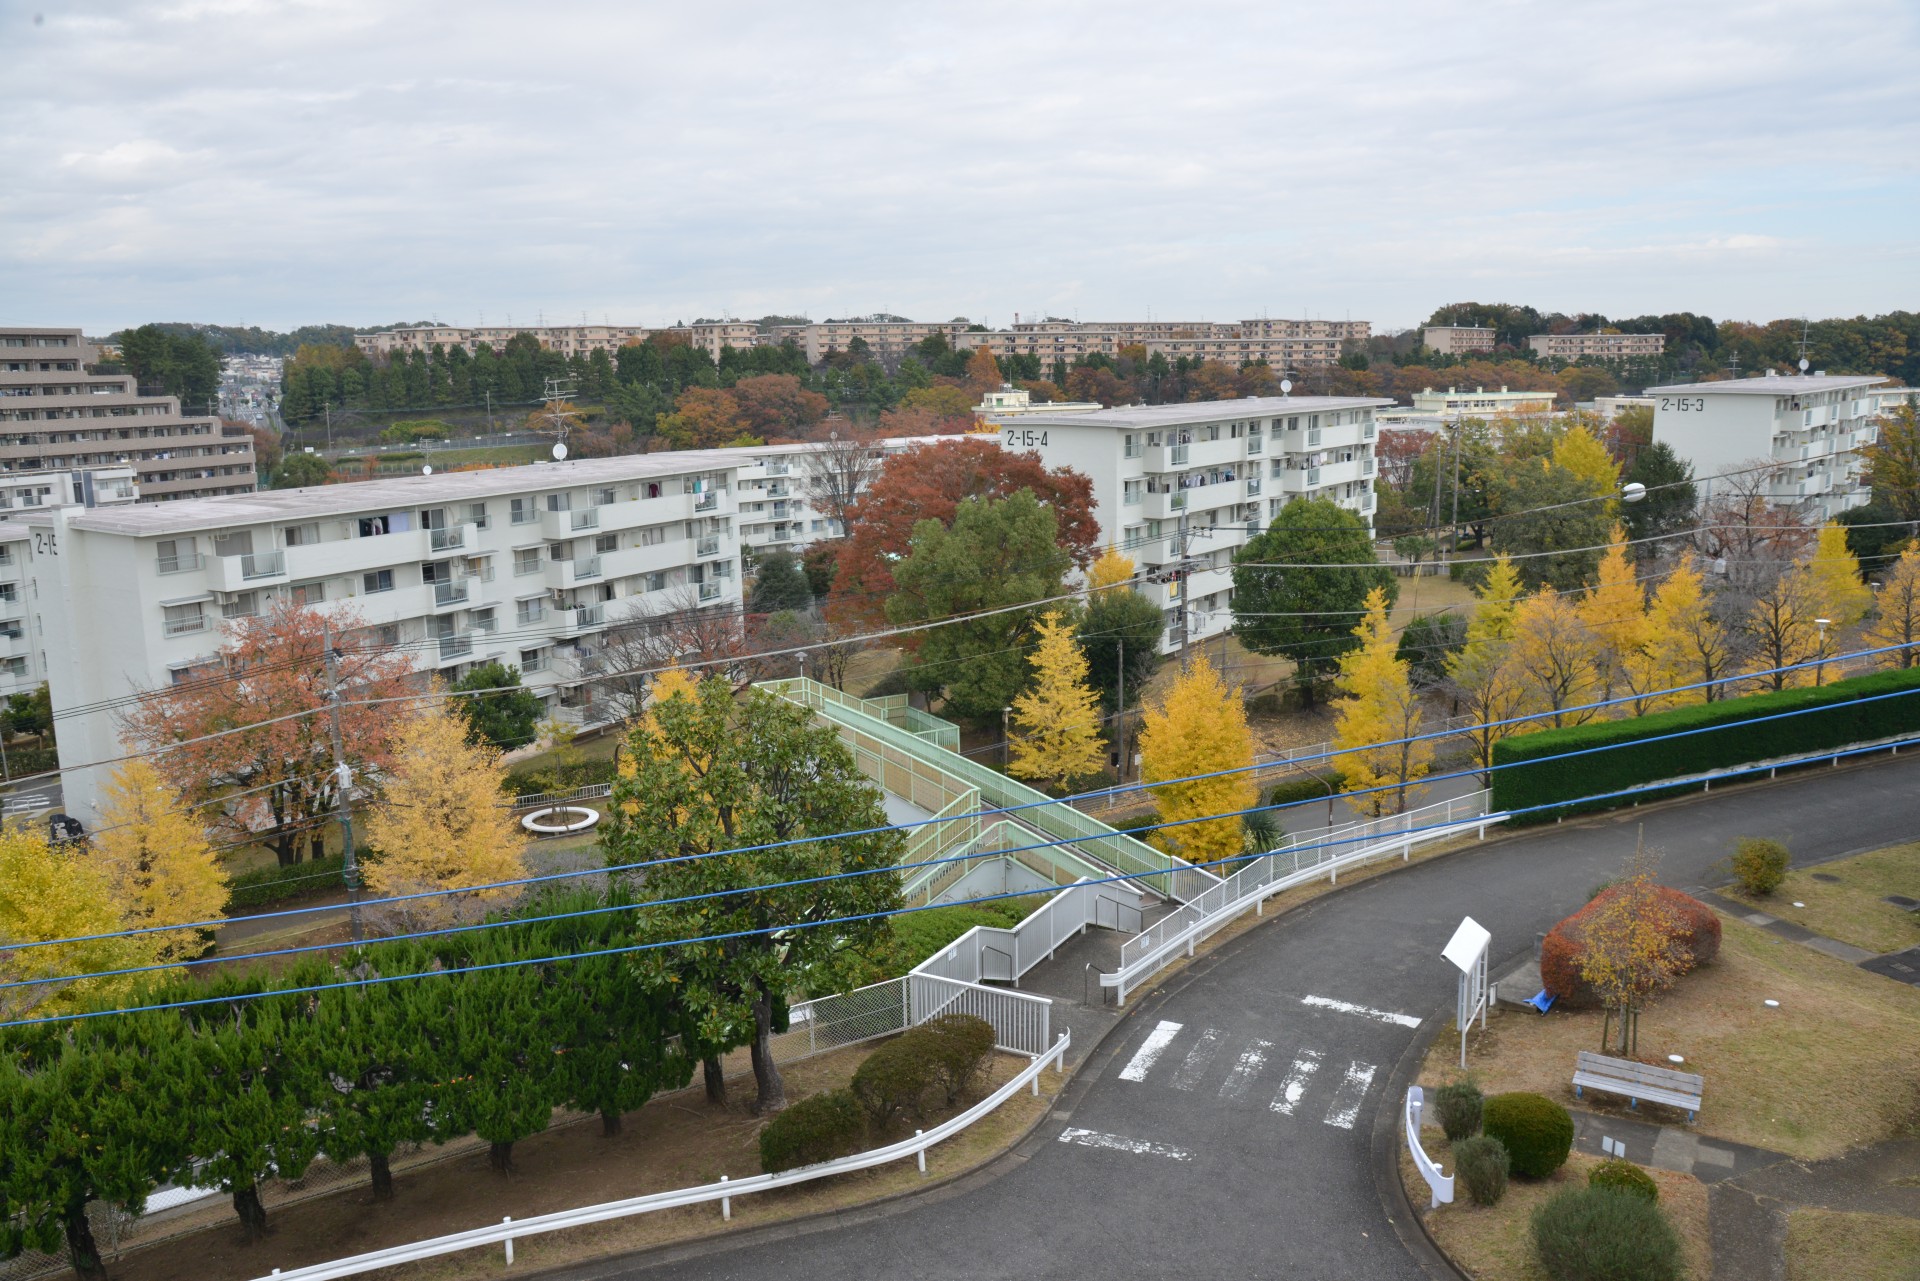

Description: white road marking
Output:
[1270,1048,1324,1115]
[1300,994,1422,1028]
[1057,1127,1194,1161]
[1118,1020,1184,1082]
[1217,1037,1272,1102]
[1169,1026,1226,1091]
[1323,1060,1378,1129]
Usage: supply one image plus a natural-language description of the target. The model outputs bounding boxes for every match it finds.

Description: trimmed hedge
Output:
[1532,1186,1681,1281]
[1589,1157,1660,1203]
[1731,837,1790,896]
[1483,1092,1574,1179]
[851,1037,933,1129]
[226,853,348,909]
[1489,666,1920,821]
[1540,885,1720,1009]
[912,1014,996,1106]
[758,1089,867,1172]
[1433,1080,1484,1142]
[1453,1134,1510,1206]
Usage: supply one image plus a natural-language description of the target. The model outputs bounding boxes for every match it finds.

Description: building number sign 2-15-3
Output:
[1657,397,1706,412]
[1002,429,1049,448]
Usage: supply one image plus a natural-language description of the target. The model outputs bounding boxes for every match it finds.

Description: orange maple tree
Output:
[827,436,1100,625]
[119,601,421,866]
[730,374,828,440]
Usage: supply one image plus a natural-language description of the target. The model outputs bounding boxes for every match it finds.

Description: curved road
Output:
[572,754,1920,1281]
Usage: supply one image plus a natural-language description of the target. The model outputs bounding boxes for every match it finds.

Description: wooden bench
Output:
[1572,1050,1704,1123]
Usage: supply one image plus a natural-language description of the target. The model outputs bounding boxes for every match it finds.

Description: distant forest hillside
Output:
[104,321,431,356]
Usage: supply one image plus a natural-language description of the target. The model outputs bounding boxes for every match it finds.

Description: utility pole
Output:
[1115,638,1126,783]
[322,624,363,942]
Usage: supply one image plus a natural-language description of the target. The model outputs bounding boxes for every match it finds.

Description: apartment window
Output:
[520,647,547,673]
[376,624,400,648]
[513,548,542,576]
[644,571,667,592]
[645,481,663,499]
[595,533,618,555]
[290,581,327,607]
[467,502,490,529]
[471,607,496,633]
[1202,425,1220,442]
[1123,479,1144,506]
[419,508,447,530]
[510,497,536,525]
[594,487,617,506]
[222,591,258,620]
[156,537,199,573]
[1123,433,1140,459]
[362,569,394,594]
[638,525,666,547]
[516,598,545,625]
[545,493,570,512]
[282,523,320,547]
[0,657,25,677]
[163,602,206,636]
[1147,432,1162,447]
[421,561,450,585]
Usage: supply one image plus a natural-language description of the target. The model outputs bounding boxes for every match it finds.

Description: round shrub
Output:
[1452,1134,1510,1206]
[1433,1080,1484,1142]
[905,1013,996,1106]
[850,1036,933,1129]
[1532,1186,1681,1281]
[1731,837,1790,897]
[1540,885,1722,1008]
[1589,1157,1659,1203]
[758,1088,867,1172]
[1483,1092,1575,1179]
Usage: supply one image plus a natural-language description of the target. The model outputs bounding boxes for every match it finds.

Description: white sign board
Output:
[1442,916,1491,973]
[1441,916,1492,1069]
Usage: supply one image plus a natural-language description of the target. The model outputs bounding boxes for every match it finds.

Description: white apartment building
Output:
[996,396,1387,652]
[1409,386,1559,416]
[34,439,881,820]
[972,387,1103,422]
[1528,331,1665,362]
[1,328,257,501]
[1647,373,1888,521]
[1422,326,1497,356]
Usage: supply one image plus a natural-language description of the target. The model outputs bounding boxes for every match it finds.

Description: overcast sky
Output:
[5,0,1917,336]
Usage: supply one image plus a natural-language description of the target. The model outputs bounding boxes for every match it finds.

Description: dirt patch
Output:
[108,1048,1059,1281]
[1726,841,1920,956]
[1418,914,1920,1161]
[1401,1131,1712,1280]
[1784,1207,1920,1281]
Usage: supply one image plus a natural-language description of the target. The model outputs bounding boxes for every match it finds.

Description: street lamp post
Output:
[1815,618,1832,686]
[1002,706,1012,771]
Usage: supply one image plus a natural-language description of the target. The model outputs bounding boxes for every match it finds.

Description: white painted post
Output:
[916,1131,927,1174]
[720,1174,730,1220]
[503,1218,513,1265]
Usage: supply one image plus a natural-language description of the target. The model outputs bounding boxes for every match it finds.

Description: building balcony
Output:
[1141,489,1188,519]
[698,581,721,602]
[552,646,609,683]
[428,525,468,554]
[548,556,602,589]
[553,603,606,637]
[436,633,474,663]
[156,552,204,575]
[207,550,286,591]
[696,535,720,558]
[432,579,470,609]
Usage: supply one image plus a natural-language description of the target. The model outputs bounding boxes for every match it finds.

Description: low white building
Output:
[1409,386,1558,416]
[971,387,1102,423]
[993,396,1387,652]
[35,440,882,819]
[1646,372,1888,520]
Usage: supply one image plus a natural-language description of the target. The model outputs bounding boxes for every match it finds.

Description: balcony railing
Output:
[430,526,466,552]
[163,614,207,637]
[698,582,721,602]
[766,482,789,498]
[1246,478,1262,497]
[1307,429,1322,447]
[241,551,285,580]
[696,536,720,557]
[437,634,474,662]
[1247,436,1263,455]
[573,556,601,580]
[1170,444,1190,465]
[157,553,203,574]
[433,580,469,607]
[694,490,721,512]
[571,509,599,531]
[1306,467,1321,486]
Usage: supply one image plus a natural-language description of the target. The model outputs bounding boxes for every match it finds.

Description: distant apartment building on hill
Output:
[0,327,256,502]
[1528,331,1665,362]
[1422,325,1497,356]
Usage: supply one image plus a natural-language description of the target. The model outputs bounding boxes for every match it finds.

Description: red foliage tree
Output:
[828,437,1099,625]
[119,601,421,866]
[1539,884,1721,1010]
[730,374,828,440]
[876,404,973,437]
[657,387,749,450]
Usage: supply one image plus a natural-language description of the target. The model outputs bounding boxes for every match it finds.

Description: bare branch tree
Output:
[800,424,888,536]
[597,588,757,720]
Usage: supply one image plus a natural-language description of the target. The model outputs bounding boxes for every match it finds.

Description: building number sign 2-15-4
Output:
[1657,397,1706,412]
[1002,429,1049,448]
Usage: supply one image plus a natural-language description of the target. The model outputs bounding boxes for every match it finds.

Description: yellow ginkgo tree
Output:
[1332,587,1433,816]
[1137,652,1257,867]
[1867,543,1920,669]
[93,757,228,964]
[1007,611,1107,792]
[1087,546,1136,592]
[1447,556,1533,784]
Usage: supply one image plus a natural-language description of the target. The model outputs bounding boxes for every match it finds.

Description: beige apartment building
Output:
[1527,331,1666,362]
[353,324,653,360]
[1422,325,1498,356]
[0,328,257,502]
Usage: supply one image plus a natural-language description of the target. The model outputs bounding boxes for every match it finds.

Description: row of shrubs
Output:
[225,853,349,908]
[759,1015,997,1173]
[1431,1081,1680,1281]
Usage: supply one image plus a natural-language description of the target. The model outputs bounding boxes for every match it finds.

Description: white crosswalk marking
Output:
[1269,1048,1324,1116]
[1300,994,1422,1028]
[1168,1026,1226,1091]
[1057,1127,1194,1161]
[1217,1037,1272,1102]
[1118,1020,1184,1082]
[1323,1060,1377,1129]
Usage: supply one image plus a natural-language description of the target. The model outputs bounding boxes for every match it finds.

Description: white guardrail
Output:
[250,1031,1071,1281]
[1103,791,1499,1005]
[1405,1086,1454,1209]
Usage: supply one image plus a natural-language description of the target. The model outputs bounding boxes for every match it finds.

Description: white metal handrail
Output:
[1405,1086,1454,1209]
[249,1031,1070,1281]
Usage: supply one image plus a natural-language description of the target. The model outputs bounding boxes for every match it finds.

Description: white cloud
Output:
[0,0,1915,331]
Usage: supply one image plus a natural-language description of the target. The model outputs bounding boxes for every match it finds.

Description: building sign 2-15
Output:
[1002,429,1049,448]
[32,531,56,556]
[1657,397,1706,412]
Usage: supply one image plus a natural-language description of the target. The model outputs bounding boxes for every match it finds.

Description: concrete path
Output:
[556,750,1920,1281]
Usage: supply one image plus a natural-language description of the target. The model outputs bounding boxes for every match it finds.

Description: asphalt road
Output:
[579,753,1920,1281]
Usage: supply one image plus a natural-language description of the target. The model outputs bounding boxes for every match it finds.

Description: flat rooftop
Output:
[1647,374,1888,396]
[1004,395,1393,430]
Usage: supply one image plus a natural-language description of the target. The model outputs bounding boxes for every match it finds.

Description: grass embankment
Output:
[1784,1208,1920,1281]
[1729,841,1920,956]
[1400,1141,1712,1281]
[1421,915,1920,1161]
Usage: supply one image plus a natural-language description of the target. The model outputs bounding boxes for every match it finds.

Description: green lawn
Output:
[1731,841,1920,955]
[1785,1208,1920,1281]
